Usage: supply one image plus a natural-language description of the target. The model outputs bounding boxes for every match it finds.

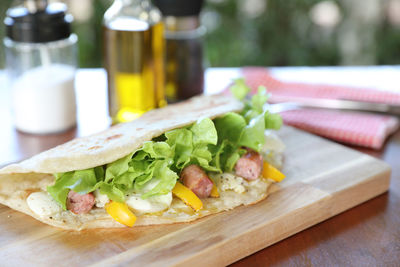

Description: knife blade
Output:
[266,97,400,116]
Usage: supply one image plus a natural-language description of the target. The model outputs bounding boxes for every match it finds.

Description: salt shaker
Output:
[3,0,78,134]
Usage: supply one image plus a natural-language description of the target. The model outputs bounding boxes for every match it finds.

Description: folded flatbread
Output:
[0,94,282,230]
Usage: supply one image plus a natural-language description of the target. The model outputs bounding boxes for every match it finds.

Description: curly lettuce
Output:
[48,118,219,208]
[210,78,283,171]
[48,78,282,209]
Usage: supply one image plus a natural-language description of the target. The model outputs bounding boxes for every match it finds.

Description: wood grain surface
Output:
[0,126,391,266]
[232,129,400,267]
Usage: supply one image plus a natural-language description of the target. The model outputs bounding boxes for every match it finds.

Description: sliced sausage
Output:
[234,149,263,180]
[67,190,95,214]
[180,165,213,198]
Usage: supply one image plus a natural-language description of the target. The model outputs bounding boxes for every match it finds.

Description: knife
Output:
[266,96,400,116]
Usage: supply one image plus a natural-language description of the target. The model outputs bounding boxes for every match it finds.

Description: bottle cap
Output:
[4,3,72,43]
[153,0,204,17]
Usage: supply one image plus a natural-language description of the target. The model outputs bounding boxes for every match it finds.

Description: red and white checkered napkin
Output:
[238,67,399,149]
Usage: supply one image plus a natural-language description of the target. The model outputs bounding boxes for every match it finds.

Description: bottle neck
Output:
[116,0,149,7]
[105,0,161,26]
[24,0,48,13]
[164,16,200,32]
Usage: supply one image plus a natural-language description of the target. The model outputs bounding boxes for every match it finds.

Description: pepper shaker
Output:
[154,0,205,102]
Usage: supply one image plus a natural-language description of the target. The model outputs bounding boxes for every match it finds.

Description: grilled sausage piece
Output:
[67,190,95,214]
[234,149,263,180]
[180,165,213,198]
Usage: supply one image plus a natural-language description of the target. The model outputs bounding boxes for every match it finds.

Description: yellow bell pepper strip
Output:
[210,181,220,198]
[105,201,137,227]
[172,182,203,211]
[262,161,286,182]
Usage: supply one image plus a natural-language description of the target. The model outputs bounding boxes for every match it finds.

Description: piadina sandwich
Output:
[0,80,286,230]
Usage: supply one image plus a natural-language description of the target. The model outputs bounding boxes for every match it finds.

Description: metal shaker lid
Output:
[4,2,72,43]
[153,0,204,17]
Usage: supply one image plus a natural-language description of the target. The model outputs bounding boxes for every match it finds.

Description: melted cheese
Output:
[27,192,62,217]
[126,178,172,214]
[126,193,172,215]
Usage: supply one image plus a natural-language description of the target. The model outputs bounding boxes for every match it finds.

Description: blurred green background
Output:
[1,0,400,68]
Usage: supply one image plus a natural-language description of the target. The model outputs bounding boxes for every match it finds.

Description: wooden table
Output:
[0,67,399,266]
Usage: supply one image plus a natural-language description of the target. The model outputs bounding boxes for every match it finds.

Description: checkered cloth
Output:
[229,67,400,149]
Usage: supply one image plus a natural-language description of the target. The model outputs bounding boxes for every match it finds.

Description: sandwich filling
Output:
[27,79,286,227]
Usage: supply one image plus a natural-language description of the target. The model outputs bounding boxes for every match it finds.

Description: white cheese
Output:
[94,189,110,208]
[126,193,172,214]
[26,192,62,217]
[126,178,172,214]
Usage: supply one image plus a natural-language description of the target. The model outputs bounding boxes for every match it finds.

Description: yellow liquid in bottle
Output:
[104,18,165,123]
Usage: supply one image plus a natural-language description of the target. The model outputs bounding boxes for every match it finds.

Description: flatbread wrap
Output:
[0,80,286,230]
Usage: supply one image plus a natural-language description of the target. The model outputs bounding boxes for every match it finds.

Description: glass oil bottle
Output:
[154,0,205,102]
[103,0,166,123]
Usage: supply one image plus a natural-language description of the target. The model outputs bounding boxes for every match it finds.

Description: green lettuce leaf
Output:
[225,151,241,172]
[47,172,74,210]
[238,114,266,152]
[211,113,248,171]
[214,112,246,145]
[251,86,269,113]
[230,78,250,100]
[67,169,98,194]
[113,171,138,188]
[209,139,227,171]
[191,118,218,146]
[166,128,193,169]
[141,141,173,159]
[98,182,125,203]
[265,111,283,130]
[141,160,178,199]
[132,160,157,191]
[105,153,133,182]
[192,145,220,172]
[243,109,259,124]
[94,166,105,181]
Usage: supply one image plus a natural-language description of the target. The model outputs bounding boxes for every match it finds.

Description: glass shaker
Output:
[154,0,205,102]
[103,0,166,123]
[3,0,78,134]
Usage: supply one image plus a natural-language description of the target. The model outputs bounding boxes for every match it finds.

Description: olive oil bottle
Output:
[103,0,166,123]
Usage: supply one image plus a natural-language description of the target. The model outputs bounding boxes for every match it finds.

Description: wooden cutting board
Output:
[0,126,391,266]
